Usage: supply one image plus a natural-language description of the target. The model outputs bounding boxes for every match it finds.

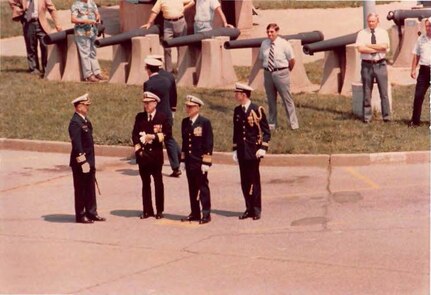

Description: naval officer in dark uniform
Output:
[132,91,171,219]
[232,83,271,220]
[180,95,214,224]
[68,93,105,224]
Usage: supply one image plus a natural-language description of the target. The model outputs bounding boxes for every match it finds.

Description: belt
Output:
[264,67,288,72]
[27,18,38,22]
[164,15,184,21]
[362,59,386,64]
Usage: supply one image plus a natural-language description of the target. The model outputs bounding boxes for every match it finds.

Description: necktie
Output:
[267,42,275,72]
[148,114,152,122]
[371,29,376,56]
[242,106,246,113]
[25,0,34,22]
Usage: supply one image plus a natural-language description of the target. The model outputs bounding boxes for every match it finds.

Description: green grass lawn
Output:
[0,56,428,154]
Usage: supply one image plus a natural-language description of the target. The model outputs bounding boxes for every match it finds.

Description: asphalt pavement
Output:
[0,149,429,294]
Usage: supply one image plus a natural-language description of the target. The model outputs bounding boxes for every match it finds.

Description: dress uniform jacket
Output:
[233,103,270,218]
[180,115,213,169]
[132,110,171,215]
[144,74,175,125]
[68,112,98,220]
[233,103,270,160]
[132,111,171,165]
[158,69,177,113]
[69,112,95,168]
[181,115,213,218]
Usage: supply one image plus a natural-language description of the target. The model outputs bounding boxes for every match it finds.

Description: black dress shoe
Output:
[89,215,106,222]
[181,214,200,222]
[252,215,261,220]
[199,215,211,224]
[408,121,420,128]
[76,217,94,224]
[169,169,182,177]
[140,212,155,219]
[239,211,253,220]
[155,213,164,219]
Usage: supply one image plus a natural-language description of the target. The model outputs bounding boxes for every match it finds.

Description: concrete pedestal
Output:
[393,19,420,68]
[177,45,201,87]
[318,49,343,95]
[44,43,66,81]
[109,43,131,84]
[352,82,393,118]
[341,44,361,96]
[61,35,82,82]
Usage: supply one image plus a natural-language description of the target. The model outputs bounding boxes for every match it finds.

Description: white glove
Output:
[144,134,154,144]
[139,131,146,144]
[201,164,210,174]
[232,150,238,163]
[81,162,90,173]
[256,149,266,159]
[180,162,186,171]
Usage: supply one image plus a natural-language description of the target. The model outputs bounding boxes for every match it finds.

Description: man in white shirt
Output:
[193,0,233,33]
[409,17,431,127]
[355,13,391,123]
[259,23,298,130]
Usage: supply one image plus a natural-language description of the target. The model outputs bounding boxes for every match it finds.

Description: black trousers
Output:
[238,159,261,216]
[72,167,97,220]
[22,19,47,72]
[138,161,164,214]
[185,164,211,217]
[411,65,430,125]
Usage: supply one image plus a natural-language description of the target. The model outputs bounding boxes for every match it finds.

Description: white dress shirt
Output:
[355,27,390,61]
[259,36,295,69]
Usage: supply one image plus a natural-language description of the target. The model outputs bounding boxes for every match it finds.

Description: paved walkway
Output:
[0,149,429,294]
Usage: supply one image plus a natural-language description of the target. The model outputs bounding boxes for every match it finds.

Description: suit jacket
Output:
[158,69,177,113]
[8,0,60,33]
[181,115,213,170]
[233,103,271,161]
[143,73,173,124]
[68,112,95,168]
[132,110,171,165]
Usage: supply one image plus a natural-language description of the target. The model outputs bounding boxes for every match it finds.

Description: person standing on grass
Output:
[232,83,270,221]
[8,0,62,76]
[69,93,105,224]
[355,12,391,124]
[408,17,431,127]
[146,54,182,178]
[259,23,298,131]
[132,91,171,220]
[71,0,106,83]
[192,0,233,33]
[180,95,213,224]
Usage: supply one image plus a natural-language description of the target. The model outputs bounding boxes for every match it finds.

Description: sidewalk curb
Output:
[0,138,429,167]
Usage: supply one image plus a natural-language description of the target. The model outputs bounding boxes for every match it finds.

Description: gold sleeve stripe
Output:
[157,133,164,142]
[262,142,269,147]
[134,144,141,152]
[76,154,86,163]
[180,152,185,160]
[202,154,212,164]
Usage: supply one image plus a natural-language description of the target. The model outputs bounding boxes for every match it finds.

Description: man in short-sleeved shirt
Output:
[355,13,391,123]
[193,0,232,33]
[409,17,431,127]
[142,0,194,73]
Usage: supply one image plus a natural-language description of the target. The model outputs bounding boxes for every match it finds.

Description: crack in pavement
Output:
[0,174,69,193]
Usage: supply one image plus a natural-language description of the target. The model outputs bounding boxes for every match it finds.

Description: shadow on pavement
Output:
[115,169,139,176]
[42,214,75,223]
[111,209,141,218]
[212,209,243,217]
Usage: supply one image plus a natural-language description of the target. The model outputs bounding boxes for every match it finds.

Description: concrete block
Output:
[341,44,361,96]
[177,45,201,87]
[61,35,83,82]
[351,81,393,118]
[290,39,319,93]
[393,18,420,68]
[109,43,130,84]
[126,36,151,86]
[44,43,65,81]
[318,49,343,95]
[248,47,264,90]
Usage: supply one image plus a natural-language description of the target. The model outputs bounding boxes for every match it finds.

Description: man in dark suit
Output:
[132,91,171,219]
[143,57,182,177]
[232,83,271,220]
[68,93,105,224]
[8,0,62,75]
[180,95,213,224]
